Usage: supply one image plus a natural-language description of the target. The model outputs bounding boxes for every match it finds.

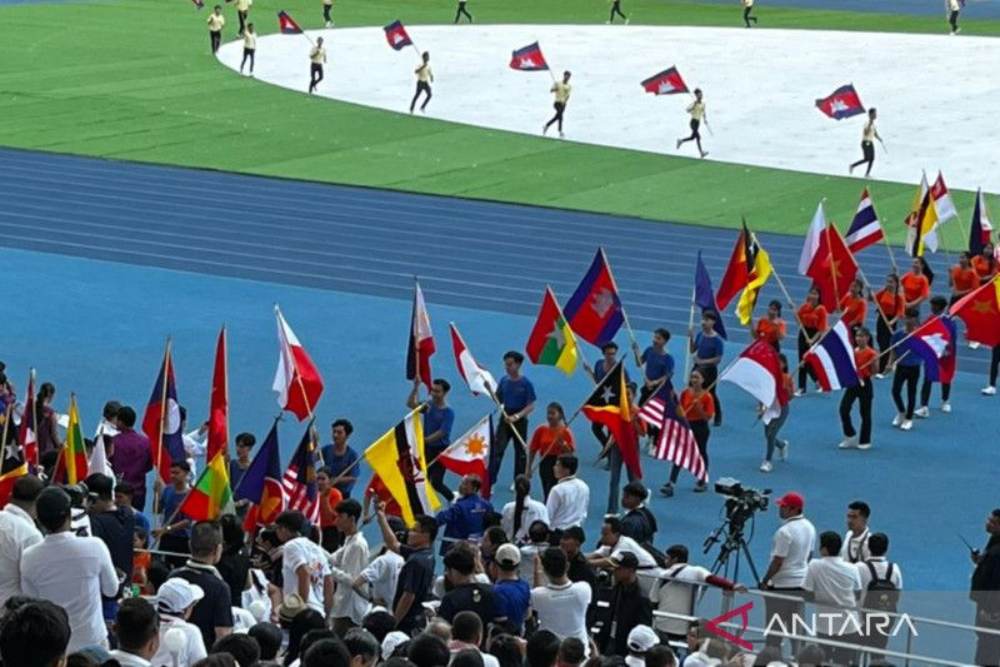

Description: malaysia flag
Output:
[844,188,884,253]
[509,42,549,71]
[563,248,624,346]
[815,84,865,120]
[277,10,303,34]
[641,67,689,96]
[384,20,413,50]
[804,321,859,391]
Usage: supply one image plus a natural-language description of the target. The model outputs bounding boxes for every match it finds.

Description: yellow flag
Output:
[736,247,773,326]
[363,411,441,527]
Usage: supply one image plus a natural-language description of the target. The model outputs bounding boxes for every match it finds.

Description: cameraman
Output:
[759,492,815,651]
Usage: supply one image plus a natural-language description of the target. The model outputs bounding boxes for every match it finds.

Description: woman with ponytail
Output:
[500,474,549,544]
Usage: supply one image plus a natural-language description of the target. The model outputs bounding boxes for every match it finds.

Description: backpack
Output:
[863,562,899,613]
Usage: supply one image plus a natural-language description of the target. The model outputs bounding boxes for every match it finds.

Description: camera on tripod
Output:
[702,478,772,585]
[715,477,770,521]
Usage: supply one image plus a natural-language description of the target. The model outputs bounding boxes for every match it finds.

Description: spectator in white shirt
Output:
[531,547,592,648]
[21,486,119,652]
[545,456,589,534]
[447,611,500,667]
[840,500,872,564]
[501,474,549,544]
[354,516,406,608]
[518,520,551,585]
[274,510,334,616]
[587,517,660,595]
[0,476,44,607]
[803,531,863,665]
[329,498,371,634]
[856,532,902,652]
[151,578,209,667]
[109,597,161,667]
[760,491,816,652]
[0,599,71,667]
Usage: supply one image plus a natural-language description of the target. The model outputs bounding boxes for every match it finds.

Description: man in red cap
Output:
[760,491,816,652]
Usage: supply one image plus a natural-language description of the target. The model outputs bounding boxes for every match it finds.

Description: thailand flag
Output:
[815,84,865,120]
[906,318,951,382]
[509,42,549,71]
[845,188,884,253]
[273,306,325,421]
[277,10,303,34]
[384,20,413,50]
[641,67,689,96]
[804,321,859,391]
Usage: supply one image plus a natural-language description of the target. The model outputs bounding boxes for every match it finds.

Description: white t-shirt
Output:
[592,536,661,595]
[329,531,371,623]
[803,556,863,635]
[840,528,872,564]
[0,504,43,607]
[282,537,332,613]
[360,550,404,607]
[856,558,903,591]
[149,615,207,667]
[501,498,549,544]
[769,516,816,588]
[546,477,589,530]
[531,581,592,645]
[518,543,548,585]
[649,563,712,636]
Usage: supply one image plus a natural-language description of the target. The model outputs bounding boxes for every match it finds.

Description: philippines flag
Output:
[844,188,884,253]
[815,84,865,120]
[563,248,625,346]
[273,306,325,421]
[905,318,951,382]
[803,321,859,391]
[969,188,994,256]
[383,20,413,50]
[438,414,493,498]
[721,340,788,424]
[142,345,186,482]
[406,280,436,391]
[641,67,689,96]
[277,10,303,34]
[449,323,498,397]
[643,380,706,482]
[509,42,549,71]
[281,421,321,523]
[235,420,285,529]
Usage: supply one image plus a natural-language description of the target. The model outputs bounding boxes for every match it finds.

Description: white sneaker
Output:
[559,132,565,138]
[941,402,952,413]
[838,436,859,449]
[325,20,332,27]
[874,373,885,380]
[914,406,930,419]
[901,419,914,431]
[793,389,806,398]
[625,18,630,24]
[760,460,773,473]
[892,413,904,427]
[857,441,872,450]
[983,386,997,396]
[778,440,789,461]
[970,341,981,349]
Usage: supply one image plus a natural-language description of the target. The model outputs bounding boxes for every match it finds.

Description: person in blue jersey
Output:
[408,377,456,502]
[322,419,360,498]
[436,475,493,555]
[489,352,536,486]
[639,328,674,443]
[689,311,724,426]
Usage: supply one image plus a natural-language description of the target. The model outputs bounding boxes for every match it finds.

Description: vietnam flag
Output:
[206,326,228,462]
[581,360,641,479]
[525,286,579,376]
[510,42,549,71]
[277,10,303,34]
[406,280,436,391]
[53,395,89,485]
[563,248,625,346]
[143,343,186,483]
[178,453,234,521]
[950,275,1000,347]
[641,67,688,95]
[273,306,324,421]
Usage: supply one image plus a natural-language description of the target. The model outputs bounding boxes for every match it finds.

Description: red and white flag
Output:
[273,306,325,421]
[931,171,959,224]
[449,323,497,397]
[438,414,493,498]
[721,340,788,424]
[406,280,436,391]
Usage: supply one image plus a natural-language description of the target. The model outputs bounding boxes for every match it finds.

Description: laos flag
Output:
[641,67,689,96]
[510,42,549,71]
[815,84,865,120]
[563,248,624,346]
[142,348,186,483]
[277,10,303,34]
[384,20,413,50]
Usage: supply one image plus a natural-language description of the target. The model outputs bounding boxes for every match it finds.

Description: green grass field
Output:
[1,0,997,245]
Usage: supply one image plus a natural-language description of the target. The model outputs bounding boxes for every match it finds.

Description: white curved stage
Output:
[218,25,1000,192]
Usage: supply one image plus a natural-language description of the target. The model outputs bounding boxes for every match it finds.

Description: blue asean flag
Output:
[694,251,727,339]
[235,420,285,526]
[815,84,865,120]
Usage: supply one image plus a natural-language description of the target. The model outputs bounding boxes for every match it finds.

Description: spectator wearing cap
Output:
[760,491,816,652]
[354,516,406,608]
[110,406,153,512]
[435,474,493,556]
[151,577,209,667]
[0,599,71,666]
[803,531,863,665]
[109,597,161,666]
[438,544,499,626]
[624,625,659,667]
[21,486,119,652]
[87,472,136,619]
[447,611,499,667]
[597,552,653,656]
[0,475,43,607]
[545,455,589,537]
[491,543,531,634]
[620,482,657,545]
[329,498,371,635]
[531,548,592,649]
[170,521,234,651]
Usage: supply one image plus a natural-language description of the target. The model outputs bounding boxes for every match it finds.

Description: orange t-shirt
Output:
[319,487,343,528]
[529,425,575,457]
[840,295,867,326]
[798,303,828,331]
[133,551,152,594]
[755,317,786,344]
[680,388,715,422]
[875,289,904,321]
[951,266,980,293]
[901,272,930,304]
[854,347,878,380]
[972,256,997,282]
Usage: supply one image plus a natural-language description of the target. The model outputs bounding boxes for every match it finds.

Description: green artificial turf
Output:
[0,0,997,246]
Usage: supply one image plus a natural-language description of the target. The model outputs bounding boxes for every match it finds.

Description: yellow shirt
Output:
[207,13,225,31]
[948,0,960,10]
[416,64,433,83]
[743,0,753,6]
[863,120,876,142]
[688,99,705,120]
[552,82,571,104]
[323,0,333,6]
[235,0,251,11]
[310,46,327,64]
[244,30,256,49]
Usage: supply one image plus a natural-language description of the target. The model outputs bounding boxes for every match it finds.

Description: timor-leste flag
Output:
[525,286,579,376]
[563,249,625,346]
[581,360,641,479]
[950,275,1000,347]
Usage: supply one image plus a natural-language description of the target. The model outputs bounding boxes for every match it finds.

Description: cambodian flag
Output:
[641,67,689,96]
[563,248,624,346]
[804,321,859,391]
[384,20,413,50]
[509,42,549,71]
[142,346,187,483]
[277,10,303,34]
[815,84,865,120]
[906,318,951,382]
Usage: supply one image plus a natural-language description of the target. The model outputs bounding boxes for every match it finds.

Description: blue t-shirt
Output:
[497,376,536,413]
[424,404,455,450]
[493,578,532,632]
[160,486,191,537]
[641,346,675,381]
[321,445,360,497]
[694,333,724,364]
[436,494,493,554]
[891,330,923,367]
[595,358,630,383]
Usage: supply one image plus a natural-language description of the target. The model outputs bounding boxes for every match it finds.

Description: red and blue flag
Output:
[694,251,727,339]
[844,188,884,253]
[969,188,993,256]
[509,42,549,71]
[277,10,303,34]
[563,248,624,346]
[815,84,865,120]
[384,20,413,50]
[142,348,186,483]
[641,67,689,95]
[236,420,285,529]
[904,318,951,382]
[804,321,859,391]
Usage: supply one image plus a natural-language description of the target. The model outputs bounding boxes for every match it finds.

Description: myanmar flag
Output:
[525,286,579,376]
[179,452,234,521]
[54,395,89,485]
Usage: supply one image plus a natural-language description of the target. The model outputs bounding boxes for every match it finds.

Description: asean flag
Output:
[273,306,325,421]
[277,10,303,34]
[815,84,865,120]
[510,42,549,71]
[562,248,624,346]
[384,20,413,50]
[235,420,285,529]
[641,67,689,96]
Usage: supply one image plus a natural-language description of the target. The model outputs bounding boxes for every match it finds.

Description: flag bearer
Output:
[309,37,326,94]
[838,328,877,450]
[410,52,434,114]
[543,71,572,138]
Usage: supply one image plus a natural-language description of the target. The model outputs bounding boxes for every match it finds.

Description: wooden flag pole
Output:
[682,285,698,380]
[869,186,900,273]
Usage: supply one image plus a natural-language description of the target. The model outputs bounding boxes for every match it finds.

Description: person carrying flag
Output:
[207,5,225,55]
[584,341,629,453]
[309,38,327,94]
[916,296,956,417]
[410,52,434,114]
[662,369,713,496]
[640,328,675,444]
[889,309,922,431]
[240,23,256,76]
[796,286,829,396]
[760,354,793,472]
[840,279,868,333]
[543,71,572,139]
[849,108,882,177]
[901,257,931,312]
[406,377,455,502]
[742,0,758,27]
[755,301,788,352]
[950,252,979,305]
[676,88,708,158]
[973,243,998,285]
[607,0,628,24]
[490,351,536,486]
[234,0,251,36]
[838,327,877,450]
[689,310,724,426]
[873,273,904,378]
[948,0,962,35]
[526,403,574,500]
[323,0,334,28]
[454,0,472,24]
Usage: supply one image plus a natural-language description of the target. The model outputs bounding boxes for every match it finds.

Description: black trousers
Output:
[840,381,873,443]
[609,0,626,22]
[743,6,756,26]
[950,9,960,31]
[545,102,566,132]
[241,48,255,73]
[323,3,332,22]
[490,417,528,485]
[892,365,920,419]
[237,10,248,34]
[411,80,432,112]
[539,456,557,499]
[696,363,722,425]
[309,63,323,92]
[454,1,472,23]
[764,588,804,650]
[920,376,951,406]
[974,606,1000,666]
[426,445,453,500]
[990,345,1000,387]
[797,327,818,391]
[209,30,221,54]
[670,419,708,483]
[875,317,896,374]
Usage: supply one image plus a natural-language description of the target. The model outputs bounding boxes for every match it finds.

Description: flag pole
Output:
[683,285,697,380]
[549,284,592,373]
[153,337,172,524]
[24,368,37,471]
[600,247,643,366]
[222,325,230,462]
[0,402,13,475]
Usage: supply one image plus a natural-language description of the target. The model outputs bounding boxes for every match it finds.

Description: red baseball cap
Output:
[776,491,805,510]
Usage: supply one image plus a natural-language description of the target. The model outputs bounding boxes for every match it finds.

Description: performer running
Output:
[234,0,251,36]
[543,71,572,139]
[608,0,628,24]
[410,52,434,114]
[795,286,829,396]
[676,88,708,158]
[322,0,334,27]
[240,23,256,76]
[948,0,961,34]
[838,327,877,450]
[873,273,904,378]
[849,108,881,177]
[207,5,225,55]
[309,37,327,95]
[661,369,713,496]
[742,0,758,27]
[454,0,472,23]
[760,354,793,472]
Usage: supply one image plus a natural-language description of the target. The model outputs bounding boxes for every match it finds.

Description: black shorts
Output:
[416,80,431,94]
[862,140,874,161]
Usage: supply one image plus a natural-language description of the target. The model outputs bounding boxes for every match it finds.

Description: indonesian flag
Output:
[273,306,325,421]
[641,67,689,95]
[277,10,303,34]
[814,84,865,120]
[449,323,497,397]
[383,20,413,50]
[721,340,787,424]
[18,370,37,472]
[406,281,436,391]
[509,42,549,71]
[438,414,493,498]
[206,326,229,462]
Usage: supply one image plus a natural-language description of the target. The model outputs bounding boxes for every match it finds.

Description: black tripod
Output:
[703,511,762,587]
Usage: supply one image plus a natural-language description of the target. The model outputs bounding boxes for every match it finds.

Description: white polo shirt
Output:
[531,580,592,646]
[769,515,816,588]
[803,556,863,635]
[0,503,43,607]
[856,558,903,591]
[359,550,404,607]
[282,536,332,613]
[546,476,589,530]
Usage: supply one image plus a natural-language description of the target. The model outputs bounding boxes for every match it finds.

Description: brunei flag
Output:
[581,360,641,479]
[525,286,579,376]
[178,453,234,521]
[363,410,440,527]
[53,395,89,485]
[907,189,939,257]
